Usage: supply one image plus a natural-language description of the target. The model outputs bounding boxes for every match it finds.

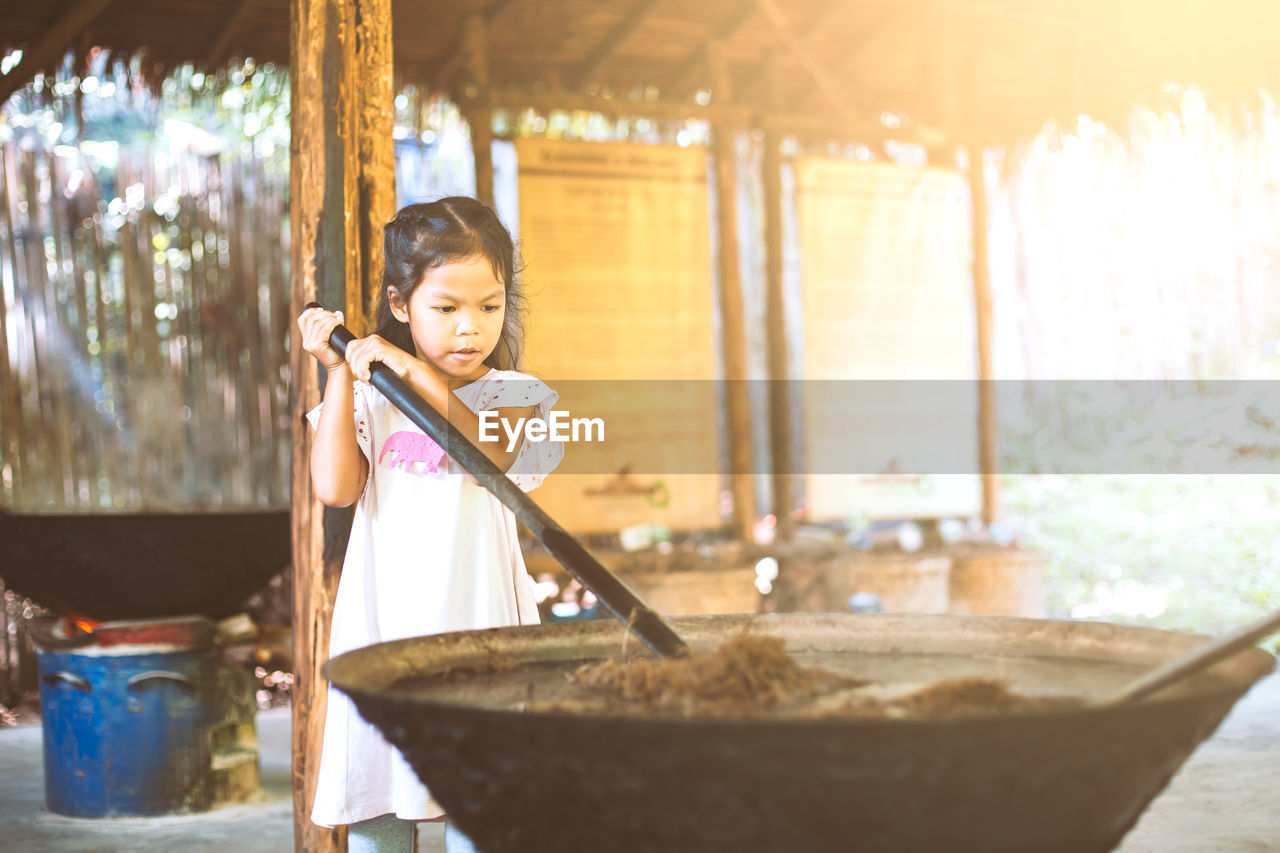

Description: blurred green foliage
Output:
[1004,474,1280,644]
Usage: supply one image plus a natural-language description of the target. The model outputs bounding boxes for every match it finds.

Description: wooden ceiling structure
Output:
[3,0,1279,145]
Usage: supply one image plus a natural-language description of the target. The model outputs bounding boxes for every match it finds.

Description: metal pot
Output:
[0,510,289,620]
[326,613,1274,853]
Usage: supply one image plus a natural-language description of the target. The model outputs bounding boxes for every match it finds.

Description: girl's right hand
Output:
[298,307,347,371]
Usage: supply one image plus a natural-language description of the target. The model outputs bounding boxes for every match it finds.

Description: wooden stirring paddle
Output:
[303,304,689,658]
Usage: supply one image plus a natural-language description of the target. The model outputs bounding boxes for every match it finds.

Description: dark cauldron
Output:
[326,613,1274,853]
[0,510,290,621]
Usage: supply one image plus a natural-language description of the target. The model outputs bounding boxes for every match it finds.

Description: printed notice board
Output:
[793,158,982,521]
[515,139,722,533]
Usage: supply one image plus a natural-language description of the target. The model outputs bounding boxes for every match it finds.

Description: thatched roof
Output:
[3,0,1279,143]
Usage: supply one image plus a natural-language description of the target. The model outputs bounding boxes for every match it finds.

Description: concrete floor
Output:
[0,707,447,853]
[1,677,1277,852]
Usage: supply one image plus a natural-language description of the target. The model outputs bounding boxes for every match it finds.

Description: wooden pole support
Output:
[354,0,396,328]
[966,145,999,525]
[461,13,494,208]
[662,0,756,99]
[289,0,394,850]
[760,55,794,541]
[958,41,999,526]
[707,44,756,541]
[428,0,517,95]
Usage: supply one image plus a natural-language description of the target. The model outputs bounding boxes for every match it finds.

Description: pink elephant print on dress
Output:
[379,430,446,473]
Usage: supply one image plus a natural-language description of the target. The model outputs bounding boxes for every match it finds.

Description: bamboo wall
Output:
[0,136,291,510]
[989,104,1280,382]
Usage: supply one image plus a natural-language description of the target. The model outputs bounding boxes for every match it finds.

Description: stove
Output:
[29,614,259,817]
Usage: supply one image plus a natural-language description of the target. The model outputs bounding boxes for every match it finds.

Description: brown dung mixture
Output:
[564,630,867,717]
[539,631,1081,720]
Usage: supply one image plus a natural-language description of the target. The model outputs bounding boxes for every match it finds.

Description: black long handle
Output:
[304,304,689,658]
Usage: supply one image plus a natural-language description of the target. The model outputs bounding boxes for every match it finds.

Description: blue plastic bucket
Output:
[32,616,257,817]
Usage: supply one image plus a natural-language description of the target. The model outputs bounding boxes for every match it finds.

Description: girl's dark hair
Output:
[375,197,524,371]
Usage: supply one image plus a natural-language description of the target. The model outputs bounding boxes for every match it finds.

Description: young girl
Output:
[298,198,562,853]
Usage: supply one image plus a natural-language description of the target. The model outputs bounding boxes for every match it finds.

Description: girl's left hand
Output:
[344,335,416,383]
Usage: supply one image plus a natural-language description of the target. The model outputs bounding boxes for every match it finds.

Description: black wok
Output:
[326,612,1274,853]
[0,509,289,620]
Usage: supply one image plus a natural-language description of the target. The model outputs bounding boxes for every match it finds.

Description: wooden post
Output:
[461,13,494,208]
[354,0,396,328]
[426,0,519,96]
[662,0,756,98]
[289,0,394,851]
[760,55,794,541]
[966,145,999,525]
[707,42,756,541]
[958,40,999,526]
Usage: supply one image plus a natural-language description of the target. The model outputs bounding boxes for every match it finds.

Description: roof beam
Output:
[758,111,927,145]
[489,86,751,122]
[486,86,932,144]
[753,0,855,120]
[799,8,898,111]
[943,0,1080,31]
[0,0,117,105]
[568,0,663,91]
[661,0,756,98]
[737,2,844,112]
[734,5,838,106]
[461,13,495,207]
[428,0,518,95]
[204,0,257,71]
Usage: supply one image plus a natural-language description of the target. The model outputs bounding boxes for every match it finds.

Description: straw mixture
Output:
[533,631,1082,720]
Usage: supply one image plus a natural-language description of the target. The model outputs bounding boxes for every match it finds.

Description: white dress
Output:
[307,368,563,826]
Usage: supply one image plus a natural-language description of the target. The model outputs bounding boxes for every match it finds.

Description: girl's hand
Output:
[344,334,417,383]
[298,307,347,371]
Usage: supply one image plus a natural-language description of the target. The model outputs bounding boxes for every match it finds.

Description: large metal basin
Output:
[0,510,290,620]
[326,613,1274,853]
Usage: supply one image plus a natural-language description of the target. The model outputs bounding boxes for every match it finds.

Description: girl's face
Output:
[389,255,506,382]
